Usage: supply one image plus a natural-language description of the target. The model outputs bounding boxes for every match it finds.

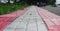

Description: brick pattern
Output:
[3,6,48,31]
[0,9,27,31]
[37,7,60,31]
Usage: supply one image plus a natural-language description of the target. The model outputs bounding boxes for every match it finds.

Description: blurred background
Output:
[0,0,60,16]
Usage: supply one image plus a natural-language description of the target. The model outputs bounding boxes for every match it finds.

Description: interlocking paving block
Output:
[26,22,37,31]
[0,10,26,31]
[3,6,48,31]
[37,6,60,31]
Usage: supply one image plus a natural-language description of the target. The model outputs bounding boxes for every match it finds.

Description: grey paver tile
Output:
[26,22,37,31]
[3,6,48,31]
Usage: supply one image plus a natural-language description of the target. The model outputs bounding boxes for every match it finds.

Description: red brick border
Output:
[0,6,31,31]
[36,6,60,31]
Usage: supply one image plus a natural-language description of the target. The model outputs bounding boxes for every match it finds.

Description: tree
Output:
[47,0,56,5]
[8,0,10,3]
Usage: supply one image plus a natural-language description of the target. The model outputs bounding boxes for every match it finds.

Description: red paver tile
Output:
[0,17,15,31]
[0,10,27,31]
[36,7,60,31]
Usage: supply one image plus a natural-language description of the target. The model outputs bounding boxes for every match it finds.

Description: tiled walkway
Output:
[1,6,60,31]
[3,6,48,31]
[37,7,60,31]
[0,8,27,31]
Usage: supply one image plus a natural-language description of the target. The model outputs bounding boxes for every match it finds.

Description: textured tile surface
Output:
[3,6,48,31]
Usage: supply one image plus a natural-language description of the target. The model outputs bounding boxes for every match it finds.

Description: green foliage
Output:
[47,0,56,5]
[0,3,28,15]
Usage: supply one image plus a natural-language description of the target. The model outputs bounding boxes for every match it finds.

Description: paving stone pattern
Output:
[3,6,48,31]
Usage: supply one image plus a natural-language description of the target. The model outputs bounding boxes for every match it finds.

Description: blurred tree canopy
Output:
[0,0,56,5]
[13,0,56,5]
[47,0,56,5]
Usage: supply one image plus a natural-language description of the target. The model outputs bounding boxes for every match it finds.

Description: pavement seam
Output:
[35,6,48,31]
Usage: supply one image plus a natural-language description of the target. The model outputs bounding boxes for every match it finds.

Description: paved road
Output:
[42,6,60,16]
[3,6,48,31]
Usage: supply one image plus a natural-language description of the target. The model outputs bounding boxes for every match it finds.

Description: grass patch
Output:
[0,4,28,15]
